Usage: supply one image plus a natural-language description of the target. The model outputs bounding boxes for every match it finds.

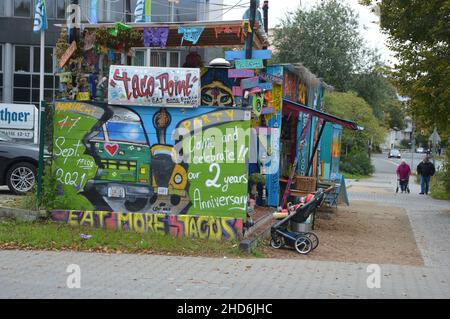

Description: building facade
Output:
[0,0,222,104]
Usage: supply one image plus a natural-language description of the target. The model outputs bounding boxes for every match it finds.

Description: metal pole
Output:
[169,1,175,22]
[411,126,415,172]
[245,0,257,59]
[263,1,269,34]
[37,101,46,207]
[125,0,131,23]
[38,30,45,144]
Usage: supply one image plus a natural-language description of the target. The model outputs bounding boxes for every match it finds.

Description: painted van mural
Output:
[52,101,251,221]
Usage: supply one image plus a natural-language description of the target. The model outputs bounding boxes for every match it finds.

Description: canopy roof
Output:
[283,99,362,131]
[59,20,267,49]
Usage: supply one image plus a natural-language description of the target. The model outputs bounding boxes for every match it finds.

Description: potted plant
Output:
[249,173,266,205]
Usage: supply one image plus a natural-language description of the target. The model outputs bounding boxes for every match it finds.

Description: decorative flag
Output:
[90,0,98,24]
[178,27,204,46]
[145,0,152,22]
[33,0,48,32]
[134,0,146,22]
[109,22,131,37]
[144,27,169,48]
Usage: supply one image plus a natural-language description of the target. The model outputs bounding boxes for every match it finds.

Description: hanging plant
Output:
[95,27,143,53]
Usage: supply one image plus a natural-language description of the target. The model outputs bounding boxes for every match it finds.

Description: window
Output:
[0,45,3,102]
[57,0,68,19]
[13,46,58,104]
[0,1,5,16]
[132,49,180,68]
[46,0,74,20]
[100,0,125,22]
[106,122,147,145]
[132,50,145,67]
[151,51,167,67]
[14,0,32,17]
[46,0,56,18]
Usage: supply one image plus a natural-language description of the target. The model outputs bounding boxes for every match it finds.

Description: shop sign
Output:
[0,104,35,130]
[225,50,272,60]
[235,59,264,70]
[76,92,91,101]
[59,41,77,68]
[228,69,254,78]
[259,71,282,85]
[240,76,260,90]
[108,65,201,107]
[0,129,34,140]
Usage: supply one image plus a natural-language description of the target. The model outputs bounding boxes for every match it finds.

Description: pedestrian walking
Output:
[417,156,436,195]
[396,160,411,193]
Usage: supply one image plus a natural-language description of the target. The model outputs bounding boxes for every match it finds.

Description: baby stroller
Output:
[270,189,325,255]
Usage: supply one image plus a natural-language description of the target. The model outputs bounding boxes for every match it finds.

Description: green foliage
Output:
[362,0,450,140]
[52,185,94,211]
[430,172,450,200]
[0,220,247,257]
[399,139,411,149]
[325,91,387,152]
[325,91,383,176]
[273,0,367,91]
[249,173,266,185]
[339,150,374,176]
[351,68,406,129]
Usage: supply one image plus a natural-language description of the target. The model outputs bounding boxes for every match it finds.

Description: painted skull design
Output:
[201,81,235,106]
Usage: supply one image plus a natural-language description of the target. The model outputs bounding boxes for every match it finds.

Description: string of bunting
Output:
[178,26,205,46]
[144,27,169,48]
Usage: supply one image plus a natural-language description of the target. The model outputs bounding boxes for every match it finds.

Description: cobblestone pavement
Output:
[0,155,449,299]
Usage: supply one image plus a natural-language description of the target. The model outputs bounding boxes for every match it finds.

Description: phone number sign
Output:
[0,129,34,140]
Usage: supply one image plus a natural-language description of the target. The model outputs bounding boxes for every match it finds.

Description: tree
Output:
[272,0,367,91]
[325,91,386,175]
[325,91,387,152]
[351,68,406,129]
[360,0,450,139]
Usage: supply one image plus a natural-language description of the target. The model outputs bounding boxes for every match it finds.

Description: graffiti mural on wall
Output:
[331,125,342,175]
[52,101,250,219]
[51,211,243,240]
[200,68,235,107]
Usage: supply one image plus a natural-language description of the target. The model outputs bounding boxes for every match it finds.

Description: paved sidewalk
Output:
[0,155,448,299]
[348,163,450,268]
[0,250,449,299]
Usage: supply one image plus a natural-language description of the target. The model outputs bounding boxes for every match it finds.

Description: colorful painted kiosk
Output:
[259,64,360,211]
[49,20,275,240]
[48,20,358,240]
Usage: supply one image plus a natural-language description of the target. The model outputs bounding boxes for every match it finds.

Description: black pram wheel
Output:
[270,237,283,249]
[305,232,319,250]
[294,236,312,255]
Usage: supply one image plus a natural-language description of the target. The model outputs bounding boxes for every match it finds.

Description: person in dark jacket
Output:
[417,156,436,195]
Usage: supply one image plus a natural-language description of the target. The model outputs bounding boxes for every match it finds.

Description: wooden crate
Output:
[295,176,317,193]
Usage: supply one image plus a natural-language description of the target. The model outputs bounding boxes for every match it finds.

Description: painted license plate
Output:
[108,186,125,198]
[157,187,169,195]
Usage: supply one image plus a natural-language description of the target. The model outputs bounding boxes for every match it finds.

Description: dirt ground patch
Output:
[261,201,424,266]
[348,185,391,194]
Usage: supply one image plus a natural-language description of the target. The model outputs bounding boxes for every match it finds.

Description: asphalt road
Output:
[378,151,443,173]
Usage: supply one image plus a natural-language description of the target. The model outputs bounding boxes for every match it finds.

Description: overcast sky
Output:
[221,0,394,64]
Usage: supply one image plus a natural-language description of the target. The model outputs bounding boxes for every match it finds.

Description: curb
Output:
[239,218,273,253]
[0,206,47,222]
